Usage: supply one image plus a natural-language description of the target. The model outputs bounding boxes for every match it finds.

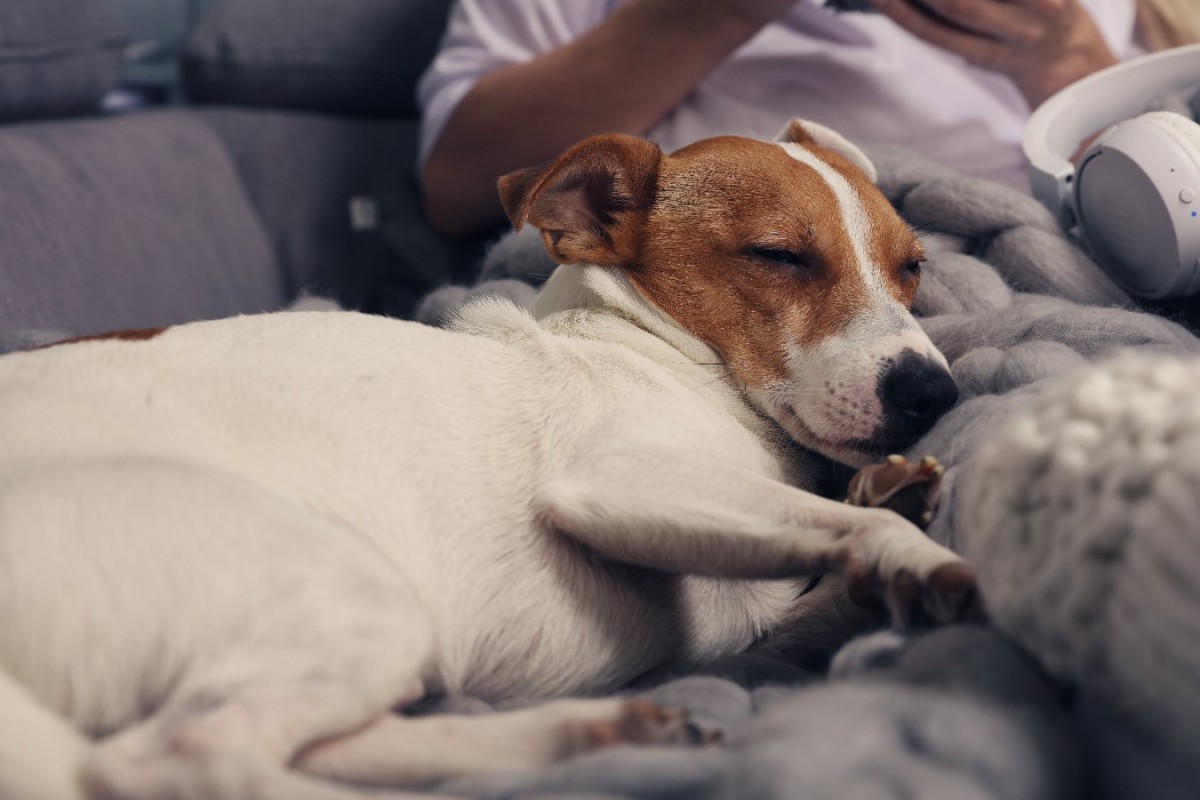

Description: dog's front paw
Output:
[888,560,986,628]
[580,700,714,750]
[846,556,986,628]
[845,454,943,529]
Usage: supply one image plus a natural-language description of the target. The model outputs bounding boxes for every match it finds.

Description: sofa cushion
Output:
[182,0,455,118]
[197,107,484,317]
[0,0,125,122]
[0,110,285,337]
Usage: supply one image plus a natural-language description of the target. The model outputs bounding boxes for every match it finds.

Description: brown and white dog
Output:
[0,119,968,800]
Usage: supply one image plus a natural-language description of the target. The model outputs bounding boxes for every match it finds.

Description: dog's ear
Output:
[776,118,877,184]
[497,134,661,267]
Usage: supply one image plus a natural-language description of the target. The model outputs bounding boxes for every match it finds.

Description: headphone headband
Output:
[1024,44,1200,229]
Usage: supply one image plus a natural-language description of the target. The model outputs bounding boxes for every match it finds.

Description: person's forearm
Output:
[422,0,787,236]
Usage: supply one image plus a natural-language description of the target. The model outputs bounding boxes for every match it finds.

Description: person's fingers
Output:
[903,0,1045,45]
[870,0,1010,68]
[872,0,1116,107]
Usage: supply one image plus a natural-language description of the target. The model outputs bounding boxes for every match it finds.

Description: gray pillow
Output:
[0,0,125,122]
[182,0,454,118]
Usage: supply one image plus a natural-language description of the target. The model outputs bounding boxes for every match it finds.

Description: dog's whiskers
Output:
[694,370,736,391]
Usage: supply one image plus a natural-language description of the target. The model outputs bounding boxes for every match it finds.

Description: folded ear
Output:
[776,118,877,184]
[497,134,662,267]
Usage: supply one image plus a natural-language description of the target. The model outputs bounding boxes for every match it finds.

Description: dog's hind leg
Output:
[0,668,91,800]
[86,674,454,800]
[82,603,457,800]
[295,696,701,789]
[81,559,447,800]
[13,459,455,800]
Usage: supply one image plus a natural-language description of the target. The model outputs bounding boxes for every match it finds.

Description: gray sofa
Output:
[0,0,479,339]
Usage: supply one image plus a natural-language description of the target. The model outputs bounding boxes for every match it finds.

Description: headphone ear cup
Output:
[1075,111,1200,298]
[1141,110,1200,156]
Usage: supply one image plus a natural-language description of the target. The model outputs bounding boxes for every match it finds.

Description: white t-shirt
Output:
[417,0,1142,191]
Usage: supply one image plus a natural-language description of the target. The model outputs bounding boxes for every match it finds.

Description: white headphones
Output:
[1024,43,1200,299]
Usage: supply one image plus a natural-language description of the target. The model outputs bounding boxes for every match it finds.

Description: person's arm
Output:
[869,0,1118,110]
[422,0,798,236]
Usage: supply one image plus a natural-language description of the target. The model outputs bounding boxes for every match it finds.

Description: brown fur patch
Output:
[817,150,924,307]
[41,327,168,349]
[499,132,921,393]
[627,137,906,389]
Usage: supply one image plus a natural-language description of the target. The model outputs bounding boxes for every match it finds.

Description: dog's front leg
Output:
[538,445,980,626]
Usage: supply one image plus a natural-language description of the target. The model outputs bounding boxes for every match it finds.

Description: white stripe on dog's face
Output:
[777,142,892,304]
[762,142,953,465]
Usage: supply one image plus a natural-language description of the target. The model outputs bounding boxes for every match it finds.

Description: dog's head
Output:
[499,119,957,467]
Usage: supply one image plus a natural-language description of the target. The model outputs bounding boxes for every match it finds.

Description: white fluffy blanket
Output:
[964,353,1200,774]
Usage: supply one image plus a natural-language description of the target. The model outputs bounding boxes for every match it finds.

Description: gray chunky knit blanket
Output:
[415,146,1200,799]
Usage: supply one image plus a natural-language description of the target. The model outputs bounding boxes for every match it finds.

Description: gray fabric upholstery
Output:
[0,0,471,335]
[182,0,455,118]
[0,0,125,122]
[0,110,283,336]
[197,108,471,315]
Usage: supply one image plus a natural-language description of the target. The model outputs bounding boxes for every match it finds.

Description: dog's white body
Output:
[0,123,974,800]
[1,268,808,716]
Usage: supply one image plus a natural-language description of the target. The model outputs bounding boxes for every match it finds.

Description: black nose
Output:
[879,350,958,435]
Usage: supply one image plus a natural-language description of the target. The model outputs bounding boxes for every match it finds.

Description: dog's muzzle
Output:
[871,349,958,451]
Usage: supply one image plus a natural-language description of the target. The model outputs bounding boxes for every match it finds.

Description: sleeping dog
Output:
[0,119,971,800]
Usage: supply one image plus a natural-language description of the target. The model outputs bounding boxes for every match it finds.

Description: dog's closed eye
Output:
[747,245,817,274]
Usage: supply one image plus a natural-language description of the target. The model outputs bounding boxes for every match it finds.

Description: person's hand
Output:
[870,0,1118,108]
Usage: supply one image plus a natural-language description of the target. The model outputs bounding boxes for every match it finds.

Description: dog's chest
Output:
[433,549,786,701]
[433,552,676,698]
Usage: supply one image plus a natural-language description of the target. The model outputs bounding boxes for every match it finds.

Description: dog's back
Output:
[0,303,790,732]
